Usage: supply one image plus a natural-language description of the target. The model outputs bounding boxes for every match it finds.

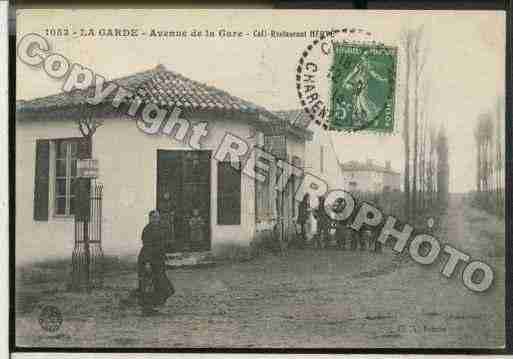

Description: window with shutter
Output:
[33,137,91,220]
[217,161,241,225]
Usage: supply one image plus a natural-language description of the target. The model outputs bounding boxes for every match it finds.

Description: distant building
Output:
[274,110,344,207]
[339,159,401,193]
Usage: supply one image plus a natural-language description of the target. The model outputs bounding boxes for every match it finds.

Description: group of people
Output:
[136,193,382,315]
[296,193,382,252]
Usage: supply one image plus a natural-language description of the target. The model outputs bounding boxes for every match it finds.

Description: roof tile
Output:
[17,64,313,140]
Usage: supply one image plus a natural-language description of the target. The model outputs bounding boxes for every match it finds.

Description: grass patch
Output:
[16,255,137,286]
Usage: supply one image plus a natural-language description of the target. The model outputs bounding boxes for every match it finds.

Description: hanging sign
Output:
[77,159,99,178]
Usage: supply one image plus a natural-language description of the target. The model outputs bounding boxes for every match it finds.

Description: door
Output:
[157,150,211,253]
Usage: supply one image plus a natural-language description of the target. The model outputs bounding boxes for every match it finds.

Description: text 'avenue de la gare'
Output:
[44,27,339,39]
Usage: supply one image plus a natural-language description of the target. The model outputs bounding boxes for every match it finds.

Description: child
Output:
[139,261,157,315]
[189,208,205,250]
[297,193,310,248]
[314,196,330,249]
[141,262,154,292]
[333,198,346,250]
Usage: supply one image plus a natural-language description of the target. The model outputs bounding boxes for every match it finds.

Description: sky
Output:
[16,9,506,192]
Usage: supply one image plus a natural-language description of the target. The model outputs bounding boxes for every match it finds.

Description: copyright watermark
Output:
[17,32,495,293]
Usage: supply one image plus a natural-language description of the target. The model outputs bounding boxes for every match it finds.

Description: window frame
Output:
[53,138,80,217]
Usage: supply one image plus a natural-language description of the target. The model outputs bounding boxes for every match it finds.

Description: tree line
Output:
[401,25,450,222]
[474,99,505,218]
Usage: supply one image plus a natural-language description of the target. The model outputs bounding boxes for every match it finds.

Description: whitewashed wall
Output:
[16,113,258,264]
[341,170,382,192]
[341,170,401,192]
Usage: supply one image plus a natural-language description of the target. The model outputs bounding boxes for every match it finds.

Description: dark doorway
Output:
[156,150,211,253]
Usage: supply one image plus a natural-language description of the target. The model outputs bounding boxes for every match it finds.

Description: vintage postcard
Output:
[14,9,505,349]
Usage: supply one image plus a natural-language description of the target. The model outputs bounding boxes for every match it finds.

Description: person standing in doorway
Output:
[188,208,205,251]
[137,209,175,316]
[297,193,310,248]
[160,192,175,251]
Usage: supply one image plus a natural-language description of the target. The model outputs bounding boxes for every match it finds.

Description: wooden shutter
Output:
[264,135,287,160]
[33,140,50,221]
[217,162,241,225]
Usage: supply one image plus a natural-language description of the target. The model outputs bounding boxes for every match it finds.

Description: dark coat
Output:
[297,199,309,224]
[315,201,331,228]
[137,222,174,308]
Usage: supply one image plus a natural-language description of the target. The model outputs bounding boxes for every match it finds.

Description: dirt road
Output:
[16,196,504,348]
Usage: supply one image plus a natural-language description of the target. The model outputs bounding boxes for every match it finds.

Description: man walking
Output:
[137,209,175,316]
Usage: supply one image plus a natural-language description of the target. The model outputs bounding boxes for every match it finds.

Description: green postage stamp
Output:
[329,43,397,133]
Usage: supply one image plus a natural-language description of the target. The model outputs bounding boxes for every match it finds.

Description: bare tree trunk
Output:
[402,32,412,220]
[420,116,427,211]
[412,73,419,215]
[428,128,435,208]
[495,101,501,214]
[419,128,423,211]
[484,138,489,193]
[411,27,426,216]
[426,157,430,208]
[476,138,481,193]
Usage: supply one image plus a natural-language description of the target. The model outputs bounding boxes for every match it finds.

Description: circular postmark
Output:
[295,28,398,134]
[38,305,63,332]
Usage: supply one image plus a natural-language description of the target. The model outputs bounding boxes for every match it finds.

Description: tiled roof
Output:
[136,65,272,114]
[340,160,399,175]
[17,65,311,140]
[16,68,157,112]
[17,65,270,114]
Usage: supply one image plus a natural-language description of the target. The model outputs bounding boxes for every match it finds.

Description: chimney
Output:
[385,161,391,170]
